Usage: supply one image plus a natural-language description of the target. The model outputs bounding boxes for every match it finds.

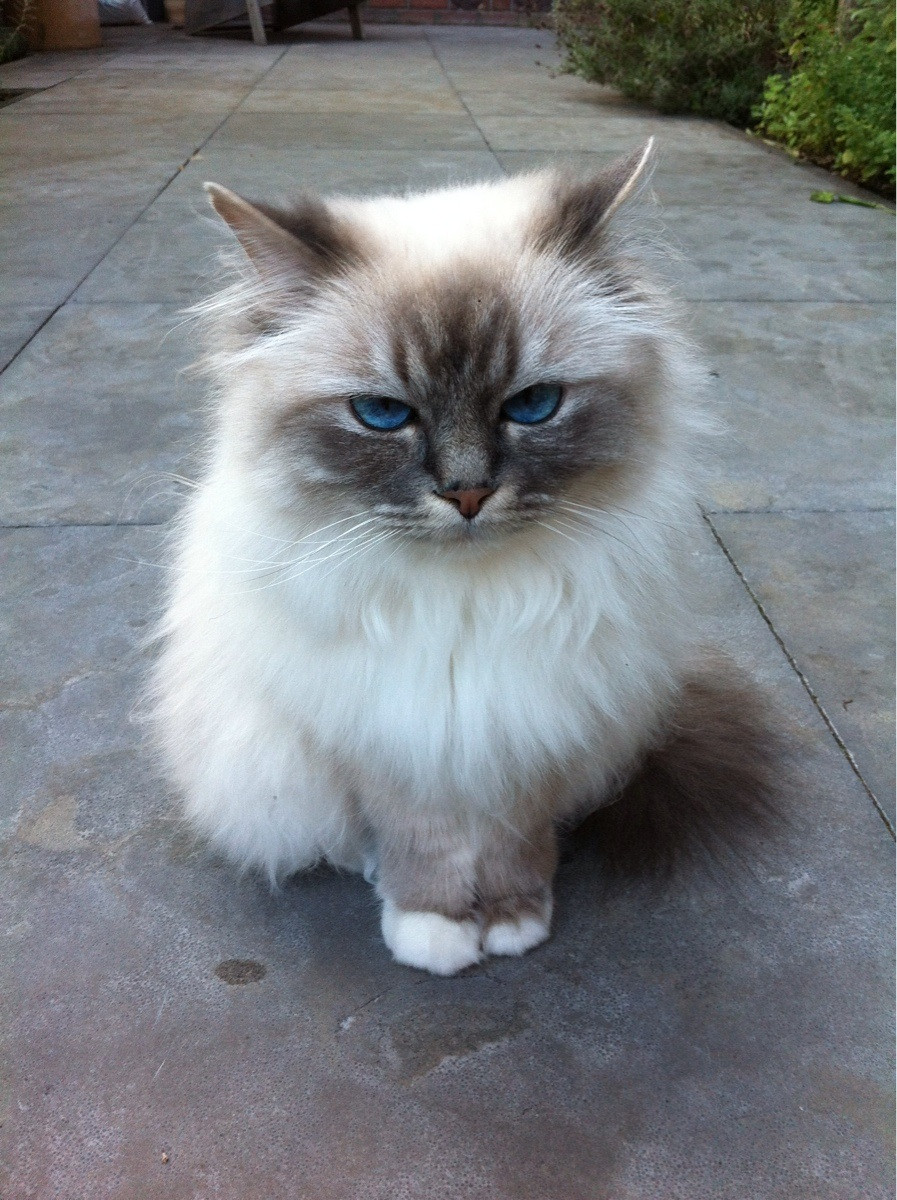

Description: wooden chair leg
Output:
[246,0,267,44]
[348,2,363,38]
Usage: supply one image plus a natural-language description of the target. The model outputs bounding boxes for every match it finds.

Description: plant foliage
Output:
[756,0,895,193]
[554,0,784,127]
[555,0,896,195]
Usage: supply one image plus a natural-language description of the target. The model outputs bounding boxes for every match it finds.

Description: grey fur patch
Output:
[577,650,792,879]
[532,144,654,263]
[476,820,558,933]
[252,195,364,276]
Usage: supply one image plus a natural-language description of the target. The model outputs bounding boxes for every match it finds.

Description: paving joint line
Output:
[1,519,169,530]
[704,510,895,838]
[685,297,895,305]
[423,31,504,170]
[705,506,895,516]
[0,43,290,381]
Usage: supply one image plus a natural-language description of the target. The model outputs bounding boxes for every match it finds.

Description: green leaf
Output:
[837,194,889,209]
[809,190,836,203]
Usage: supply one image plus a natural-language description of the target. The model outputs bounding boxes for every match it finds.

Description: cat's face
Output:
[206,145,670,545]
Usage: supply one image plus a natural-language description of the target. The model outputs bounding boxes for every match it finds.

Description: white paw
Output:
[483,899,553,958]
[381,901,481,976]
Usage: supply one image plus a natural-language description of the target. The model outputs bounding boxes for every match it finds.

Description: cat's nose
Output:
[438,485,495,519]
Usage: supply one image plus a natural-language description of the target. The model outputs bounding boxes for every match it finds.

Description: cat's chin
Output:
[410,514,541,549]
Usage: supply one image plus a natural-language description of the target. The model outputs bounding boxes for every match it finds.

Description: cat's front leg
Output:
[477,819,558,958]
[373,815,481,976]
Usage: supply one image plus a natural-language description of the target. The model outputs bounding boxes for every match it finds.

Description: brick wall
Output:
[360,0,551,27]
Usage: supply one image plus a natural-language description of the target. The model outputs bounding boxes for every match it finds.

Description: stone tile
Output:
[213,110,488,150]
[239,86,466,114]
[255,52,445,93]
[97,25,279,72]
[0,198,155,308]
[0,112,220,177]
[458,78,646,119]
[164,144,503,196]
[0,526,160,838]
[74,150,503,304]
[690,303,895,512]
[0,304,205,525]
[478,114,767,156]
[9,74,254,116]
[70,196,228,306]
[0,306,52,372]
[710,511,896,823]
[428,25,561,71]
[1,24,893,1200]
[0,111,226,306]
[664,202,895,303]
[0,524,892,1199]
[0,47,117,89]
[496,150,896,302]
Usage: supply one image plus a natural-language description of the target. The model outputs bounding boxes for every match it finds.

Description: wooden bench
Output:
[185,0,363,45]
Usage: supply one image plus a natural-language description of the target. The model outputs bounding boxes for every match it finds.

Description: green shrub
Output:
[554,0,784,127]
[756,0,895,194]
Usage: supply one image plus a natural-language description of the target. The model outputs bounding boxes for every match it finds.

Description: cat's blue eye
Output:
[350,395,413,431]
[501,384,563,425]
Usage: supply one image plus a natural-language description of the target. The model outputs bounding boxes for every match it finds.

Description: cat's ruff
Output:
[150,146,775,977]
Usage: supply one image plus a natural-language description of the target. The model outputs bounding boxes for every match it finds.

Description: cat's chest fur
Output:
[205,506,684,812]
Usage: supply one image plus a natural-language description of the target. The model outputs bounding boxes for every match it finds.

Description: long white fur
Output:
[150,169,709,969]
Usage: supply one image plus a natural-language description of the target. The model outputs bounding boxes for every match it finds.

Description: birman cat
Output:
[151,143,779,975]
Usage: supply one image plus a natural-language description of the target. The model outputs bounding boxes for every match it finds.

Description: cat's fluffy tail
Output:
[582,652,791,878]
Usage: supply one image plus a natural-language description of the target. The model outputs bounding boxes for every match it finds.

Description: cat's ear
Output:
[535,139,655,260]
[204,182,360,289]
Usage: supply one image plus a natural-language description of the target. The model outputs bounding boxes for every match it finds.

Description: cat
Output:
[149,142,780,976]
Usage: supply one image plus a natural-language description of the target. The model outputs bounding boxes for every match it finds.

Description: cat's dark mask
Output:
[203,144,670,543]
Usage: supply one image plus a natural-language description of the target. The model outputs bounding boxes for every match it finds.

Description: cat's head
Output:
[202,143,694,547]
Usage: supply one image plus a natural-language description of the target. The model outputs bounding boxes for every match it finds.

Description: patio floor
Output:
[1,22,894,1200]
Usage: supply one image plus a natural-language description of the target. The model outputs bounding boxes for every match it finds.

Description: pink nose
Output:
[439,486,495,519]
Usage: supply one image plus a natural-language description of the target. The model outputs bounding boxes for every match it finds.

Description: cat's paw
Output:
[483,897,553,958]
[381,901,481,976]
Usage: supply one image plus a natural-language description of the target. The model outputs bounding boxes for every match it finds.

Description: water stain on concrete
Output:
[17,793,84,851]
[389,999,530,1081]
[214,959,267,985]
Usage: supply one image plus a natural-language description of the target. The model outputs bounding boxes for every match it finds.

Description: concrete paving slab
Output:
[2,23,893,1200]
[478,114,769,157]
[0,304,204,525]
[690,302,895,512]
[0,111,221,173]
[661,201,895,303]
[457,80,649,119]
[9,74,258,116]
[427,24,557,69]
[1,523,892,1200]
[238,86,467,114]
[0,306,52,372]
[496,150,896,303]
[160,145,503,197]
[212,110,490,150]
[710,511,896,824]
[77,25,279,69]
[496,145,896,208]
[0,47,118,89]
[253,53,453,93]
[0,106,237,306]
[74,150,503,304]
[0,199,166,308]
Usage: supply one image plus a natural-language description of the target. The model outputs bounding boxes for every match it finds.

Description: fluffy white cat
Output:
[150,143,779,975]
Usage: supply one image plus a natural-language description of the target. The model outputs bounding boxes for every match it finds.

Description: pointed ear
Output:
[534,138,655,260]
[204,182,361,289]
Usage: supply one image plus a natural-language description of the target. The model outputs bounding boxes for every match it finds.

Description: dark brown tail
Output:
[581,652,791,879]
